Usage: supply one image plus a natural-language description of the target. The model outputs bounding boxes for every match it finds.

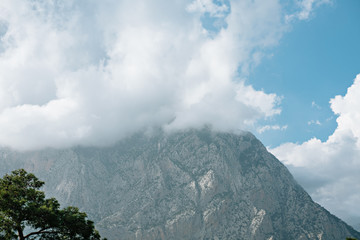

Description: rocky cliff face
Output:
[1,129,359,240]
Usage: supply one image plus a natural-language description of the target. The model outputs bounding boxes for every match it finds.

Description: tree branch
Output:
[17,226,24,240]
[24,227,59,239]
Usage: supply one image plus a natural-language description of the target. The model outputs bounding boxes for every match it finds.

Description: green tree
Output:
[0,169,106,240]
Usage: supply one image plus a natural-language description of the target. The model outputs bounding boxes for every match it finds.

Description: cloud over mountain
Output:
[0,0,300,150]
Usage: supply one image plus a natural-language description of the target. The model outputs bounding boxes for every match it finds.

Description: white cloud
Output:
[285,0,331,22]
[257,124,287,134]
[271,74,360,228]
[0,0,295,150]
[186,0,229,17]
[311,100,321,109]
[307,119,321,125]
[0,0,330,151]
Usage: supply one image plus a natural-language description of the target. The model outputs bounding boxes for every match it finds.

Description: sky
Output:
[0,0,359,230]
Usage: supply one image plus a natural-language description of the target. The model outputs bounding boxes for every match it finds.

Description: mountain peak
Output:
[1,129,359,239]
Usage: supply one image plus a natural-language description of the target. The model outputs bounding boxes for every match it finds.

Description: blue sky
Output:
[252,0,360,147]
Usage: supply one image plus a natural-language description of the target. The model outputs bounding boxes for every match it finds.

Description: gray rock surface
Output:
[1,128,359,239]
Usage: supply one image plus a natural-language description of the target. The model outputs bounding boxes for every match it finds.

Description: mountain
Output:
[1,128,359,239]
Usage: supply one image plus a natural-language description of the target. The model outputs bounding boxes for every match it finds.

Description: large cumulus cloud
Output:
[0,0,288,150]
[0,0,327,150]
[271,74,360,229]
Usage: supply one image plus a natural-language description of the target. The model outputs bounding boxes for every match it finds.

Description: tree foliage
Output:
[0,169,105,240]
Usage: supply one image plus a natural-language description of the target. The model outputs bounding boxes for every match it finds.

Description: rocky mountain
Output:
[1,128,359,240]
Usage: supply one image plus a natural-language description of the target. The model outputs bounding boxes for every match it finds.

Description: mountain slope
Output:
[1,129,359,239]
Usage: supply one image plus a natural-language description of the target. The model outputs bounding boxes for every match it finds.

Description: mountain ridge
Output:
[1,129,359,239]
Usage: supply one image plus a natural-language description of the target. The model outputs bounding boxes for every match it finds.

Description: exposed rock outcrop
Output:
[1,129,359,239]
